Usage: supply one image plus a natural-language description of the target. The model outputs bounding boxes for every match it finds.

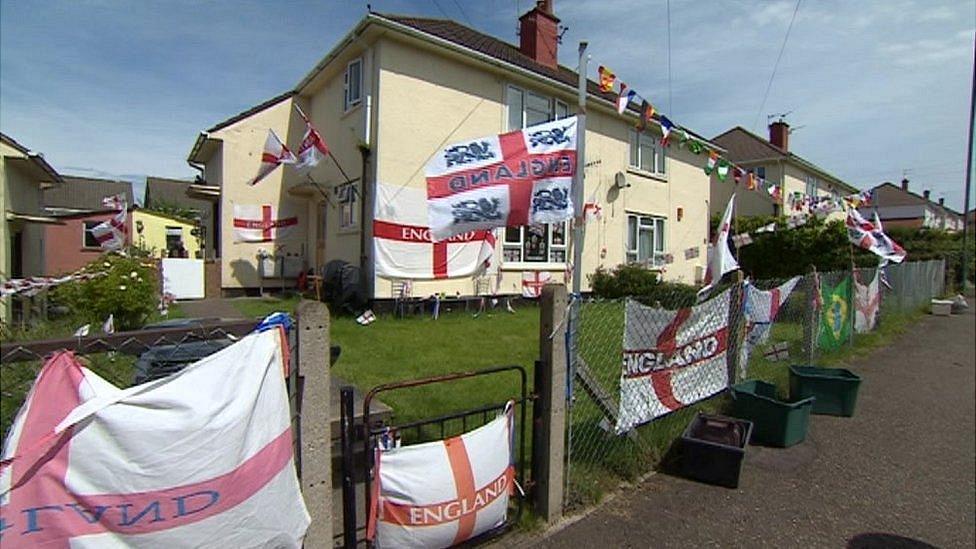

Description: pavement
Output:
[525,305,975,548]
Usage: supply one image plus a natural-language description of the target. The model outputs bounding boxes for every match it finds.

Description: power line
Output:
[451,0,473,26]
[752,0,802,131]
[430,0,451,19]
[666,0,673,115]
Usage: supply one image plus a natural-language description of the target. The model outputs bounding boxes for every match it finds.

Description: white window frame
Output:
[82,220,101,248]
[628,130,667,177]
[502,221,568,265]
[343,58,363,112]
[338,182,358,229]
[626,213,667,268]
[805,175,818,197]
[506,84,569,131]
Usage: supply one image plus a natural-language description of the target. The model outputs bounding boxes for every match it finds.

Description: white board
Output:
[161,258,205,299]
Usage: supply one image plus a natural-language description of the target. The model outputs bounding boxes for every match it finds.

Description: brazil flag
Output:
[819,276,852,351]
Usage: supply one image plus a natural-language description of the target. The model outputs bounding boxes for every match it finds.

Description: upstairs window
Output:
[629,130,666,176]
[805,175,818,197]
[506,85,569,130]
[344,58,362,111]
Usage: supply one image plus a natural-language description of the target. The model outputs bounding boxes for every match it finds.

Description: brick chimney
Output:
[901,178,909,191]
[519,0,559,69]
[923,189,931,200]
[769,120,789,151]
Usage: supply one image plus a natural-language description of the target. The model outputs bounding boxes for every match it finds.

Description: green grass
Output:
[230,294,303,319]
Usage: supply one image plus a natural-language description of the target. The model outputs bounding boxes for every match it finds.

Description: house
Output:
[188,1,721,298]
[711,122,859,220]
[131,209,201,259]
[861,179,964,232]
[144,176,217,258]
[42,176,134,275]
[0,132,64,322]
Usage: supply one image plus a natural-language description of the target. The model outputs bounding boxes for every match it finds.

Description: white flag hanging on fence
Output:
[0,328,309,547]
[617,290,733,434]
[854,270,881,333]
[374,183,495,279]
[745,276,801,348]
[425,117,578,241]
[233,203,299,242]
[367,404,515,548]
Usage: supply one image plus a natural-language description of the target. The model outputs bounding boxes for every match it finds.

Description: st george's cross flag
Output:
[293,105,330,170]
[250,130,297,186]
[854,269,881,333]
[374,183,495,280]
[846,209,907,263]
[698,194,739,300]
[367,404,515,548]
[233,204,299,242]
[426,117,578,241]
[617,290,733,433]
[741,277,801,375]
[88,193,128,251]
[521,271,552,298]
[0,328,310,548]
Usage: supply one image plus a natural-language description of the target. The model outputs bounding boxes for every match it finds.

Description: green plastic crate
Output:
[789,365,862,417]
[731,380,815,447]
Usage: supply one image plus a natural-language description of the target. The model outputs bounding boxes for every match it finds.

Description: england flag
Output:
[425,117,578,242]
[375,183,495,280]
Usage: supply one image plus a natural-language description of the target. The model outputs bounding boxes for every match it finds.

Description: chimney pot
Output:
[923,189,931,200]
[901,178,909,191]
[519,0,559,68]
[769,121,789,152]
[939,197,945,206]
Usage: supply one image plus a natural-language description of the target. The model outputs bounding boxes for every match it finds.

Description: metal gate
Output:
[338,365,532,548]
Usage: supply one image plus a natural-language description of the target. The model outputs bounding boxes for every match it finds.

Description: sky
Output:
[1,0,974,211]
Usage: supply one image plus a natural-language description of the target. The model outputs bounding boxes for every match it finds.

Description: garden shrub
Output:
[589,264,699,308]
[53,254,159,330]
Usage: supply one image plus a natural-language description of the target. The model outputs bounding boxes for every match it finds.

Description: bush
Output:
[589,264,699,308]
[53,254,159,330]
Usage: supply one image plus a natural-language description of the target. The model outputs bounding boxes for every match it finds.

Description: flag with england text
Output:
[0,328,309,548]
[374,183,495,280]
[426,117,578,241]
[854,269,881,333]
[233,204,299,242]
[367,404,514,548]
[617,290,733,433]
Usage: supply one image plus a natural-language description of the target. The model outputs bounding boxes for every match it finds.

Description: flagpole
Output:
[961,42,974,290]
[571,41,588,296]
[293,102,357,186]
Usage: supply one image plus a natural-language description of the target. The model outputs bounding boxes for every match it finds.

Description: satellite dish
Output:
[614,172,631,189]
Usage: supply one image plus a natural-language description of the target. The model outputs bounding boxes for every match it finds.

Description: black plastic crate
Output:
[680,413,753,488]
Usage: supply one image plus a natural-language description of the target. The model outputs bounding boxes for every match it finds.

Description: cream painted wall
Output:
[709,161,783,218]
[368,35,711,297]
[781,164,846,222]
[209,97,311,289]
[1,142,46,279]
[132,210,200,258]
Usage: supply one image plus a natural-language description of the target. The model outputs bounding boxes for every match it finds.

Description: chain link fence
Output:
[563,258,947,512]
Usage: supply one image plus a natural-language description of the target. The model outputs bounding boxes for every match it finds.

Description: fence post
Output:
[295,300,332,547]
[727,272,746,384]
[339,387,357,549]
[805,266,819,365]
[533,284,567,524]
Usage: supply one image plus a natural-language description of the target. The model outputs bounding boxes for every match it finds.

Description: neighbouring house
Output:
[131,209,201,259]
[860,179,964,232]
[711,122,859,220]
[42,176,134,275]
[0,132,64,322]
[144,176,217,258]
[188,1,722,298]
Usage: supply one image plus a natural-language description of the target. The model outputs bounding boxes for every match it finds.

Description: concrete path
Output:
[534,306,975,548]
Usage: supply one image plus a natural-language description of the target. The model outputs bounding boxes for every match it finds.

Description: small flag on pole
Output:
[250,129,296,186]
[74,324,90,338]
[102,314,115,334]
[294,106,330,170]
